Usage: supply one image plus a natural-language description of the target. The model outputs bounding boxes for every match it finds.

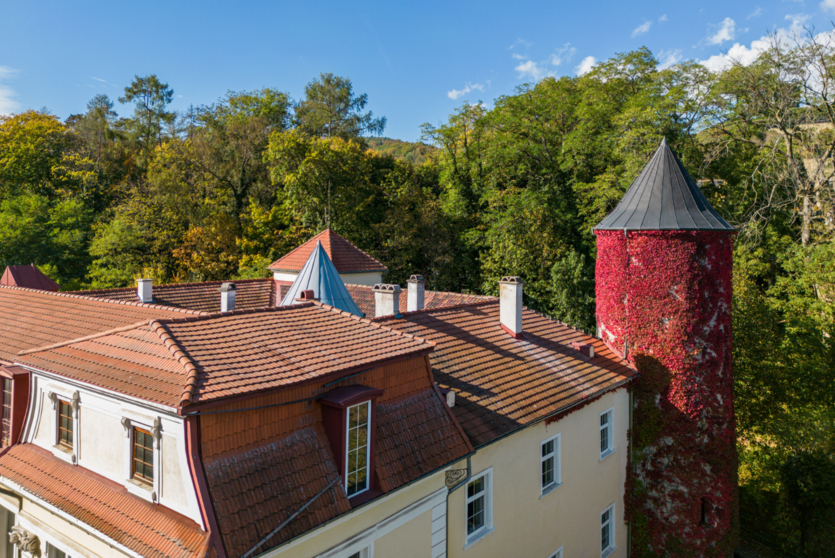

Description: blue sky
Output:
[1,0,834,141]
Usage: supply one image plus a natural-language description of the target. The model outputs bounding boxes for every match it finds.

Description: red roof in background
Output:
[17,303,433,408]
[269,229,387,273]
[380,301,636,447]
[71,278,276,313]
[1,265,60,292]
[0,286,204,365]
[346,284,492,317]
[0,444,209,558]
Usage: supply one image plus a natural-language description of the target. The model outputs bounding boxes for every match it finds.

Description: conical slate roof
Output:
[280,241,364,317]
[594,138,734,231]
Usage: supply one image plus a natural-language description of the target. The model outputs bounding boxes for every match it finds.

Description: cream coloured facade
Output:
[273,270,384,287]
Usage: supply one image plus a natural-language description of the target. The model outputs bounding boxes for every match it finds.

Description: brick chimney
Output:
[137,279,153,304]
[220,282,236,312]
[407,275,425,312]
[499,276,523,339]
[373,284,401,318]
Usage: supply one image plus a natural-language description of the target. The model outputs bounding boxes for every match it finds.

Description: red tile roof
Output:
[0,444,209,558]
[1,265,60,291]
[380,301,636,446]
[0,286,203,365]
[69,278,276,313]
[199,357,471,556]
[346,284,492,317]
[17,303,434,408]
[269,229,387,273]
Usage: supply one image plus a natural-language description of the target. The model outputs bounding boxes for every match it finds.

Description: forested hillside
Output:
[2,37,835,555]
[365,137,436,165]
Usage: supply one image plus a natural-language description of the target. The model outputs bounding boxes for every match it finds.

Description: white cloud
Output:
[747,6,762,19]
[512,52,527,60]
[447,82,485,100]
[549,43,577,66]
[699,15,826,72]
[575,56,597,76]
[509,38,532,50]
[91,77,107,82]
[632,21,652,38]
[0,66,20,115]
[707,17,736,45]
[822,0,835,13]
[515,60,549,80]
[659,14,668,22]
[658,49,683,70]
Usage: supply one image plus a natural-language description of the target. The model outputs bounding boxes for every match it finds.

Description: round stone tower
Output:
[594,138,736,557]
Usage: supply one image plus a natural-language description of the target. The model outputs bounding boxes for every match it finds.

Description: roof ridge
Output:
[326,230,388,271]
[310,301,436,348]
[268,228,387,272]
[345,283,496,301]
[16,320,157,357]
[372,299,499,321]
[0,284,207,315]
[147,321,203,407]
[69,277,273,295]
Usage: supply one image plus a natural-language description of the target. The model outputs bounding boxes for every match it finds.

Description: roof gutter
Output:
[185,415,227,558]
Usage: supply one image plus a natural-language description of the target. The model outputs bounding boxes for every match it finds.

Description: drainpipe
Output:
[446,456,472,558]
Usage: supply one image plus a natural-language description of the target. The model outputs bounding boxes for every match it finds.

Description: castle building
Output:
[594,138,736,557]
[0,137,734,558]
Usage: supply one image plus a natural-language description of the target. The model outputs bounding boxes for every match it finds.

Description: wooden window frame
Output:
[131,426,154,486]
[57,399,73,450]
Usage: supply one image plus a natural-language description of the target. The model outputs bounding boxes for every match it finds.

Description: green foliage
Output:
[365,137,437,165]
[780,451,835,556]
[295,73,386,139]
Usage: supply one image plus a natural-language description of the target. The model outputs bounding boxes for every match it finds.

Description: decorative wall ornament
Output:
[120,417,132,437]
[444,469,468,488]
[9,526,40,557]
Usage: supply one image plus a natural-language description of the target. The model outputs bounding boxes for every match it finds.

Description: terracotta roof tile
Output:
[0,444,208,558]
[70,278,276,313]
[17,304,433,407]
[0,285,202,365]
[346,284,491,317]
[269,229,387,273]
[380,301,636,446]
[1,265,60,291]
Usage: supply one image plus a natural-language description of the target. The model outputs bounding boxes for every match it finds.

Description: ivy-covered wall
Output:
[595,230,737,558]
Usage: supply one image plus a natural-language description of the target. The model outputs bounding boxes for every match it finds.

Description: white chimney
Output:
[137,278,153,303]
[220,282,237,312]
[499,276,523,338]
[373,284,401,318]
[407,275,425,312]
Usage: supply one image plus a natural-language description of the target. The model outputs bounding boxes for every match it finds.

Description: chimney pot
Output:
[439,387,455,408]
[570,342,595,358]
[407,275,425,312]
[295,289,316,301]
[499,276,523,338]
[373,284,402,317]
[220,282,237,312]
[137,278,153,304]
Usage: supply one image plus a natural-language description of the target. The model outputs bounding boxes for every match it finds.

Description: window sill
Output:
[599,448,615,462]
[464,526,495,550]
[540,482,563,499]
[50,444,75,465]
[125,478,155,502]
[602,545,617,558]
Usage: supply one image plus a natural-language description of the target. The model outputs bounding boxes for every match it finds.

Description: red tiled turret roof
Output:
[268,229,387,273]
[1,265,60,291]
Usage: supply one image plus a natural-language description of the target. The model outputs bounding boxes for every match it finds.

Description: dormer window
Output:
[132,427,154,485]
[58,400,74,449]
[0,366,29,450]
[346,401,371,496]
[1,379,11,447]
[320,385,383,502]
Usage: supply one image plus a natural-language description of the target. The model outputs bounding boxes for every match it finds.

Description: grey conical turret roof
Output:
[594,138,734,231]
[280,241,364,317]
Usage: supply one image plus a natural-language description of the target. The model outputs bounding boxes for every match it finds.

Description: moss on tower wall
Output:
[596,230,737,558]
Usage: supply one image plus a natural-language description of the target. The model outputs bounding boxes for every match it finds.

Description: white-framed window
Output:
[548,547,563,558]
[121,416,161,502]
[599,408,614,459]
[465,468,493,546]
[601,504,616,558]
[541,433,561,495]
[346,401,371,497]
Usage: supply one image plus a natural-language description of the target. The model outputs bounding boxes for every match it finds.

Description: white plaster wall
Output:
[447,387,630,558]
[79,407,123,479]
[340,272,383,286]
[20,372,204,527]
[273,271,298,283]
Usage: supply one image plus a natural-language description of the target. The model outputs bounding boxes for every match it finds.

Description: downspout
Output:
[445,456,472,558]
[185,415,228,558]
